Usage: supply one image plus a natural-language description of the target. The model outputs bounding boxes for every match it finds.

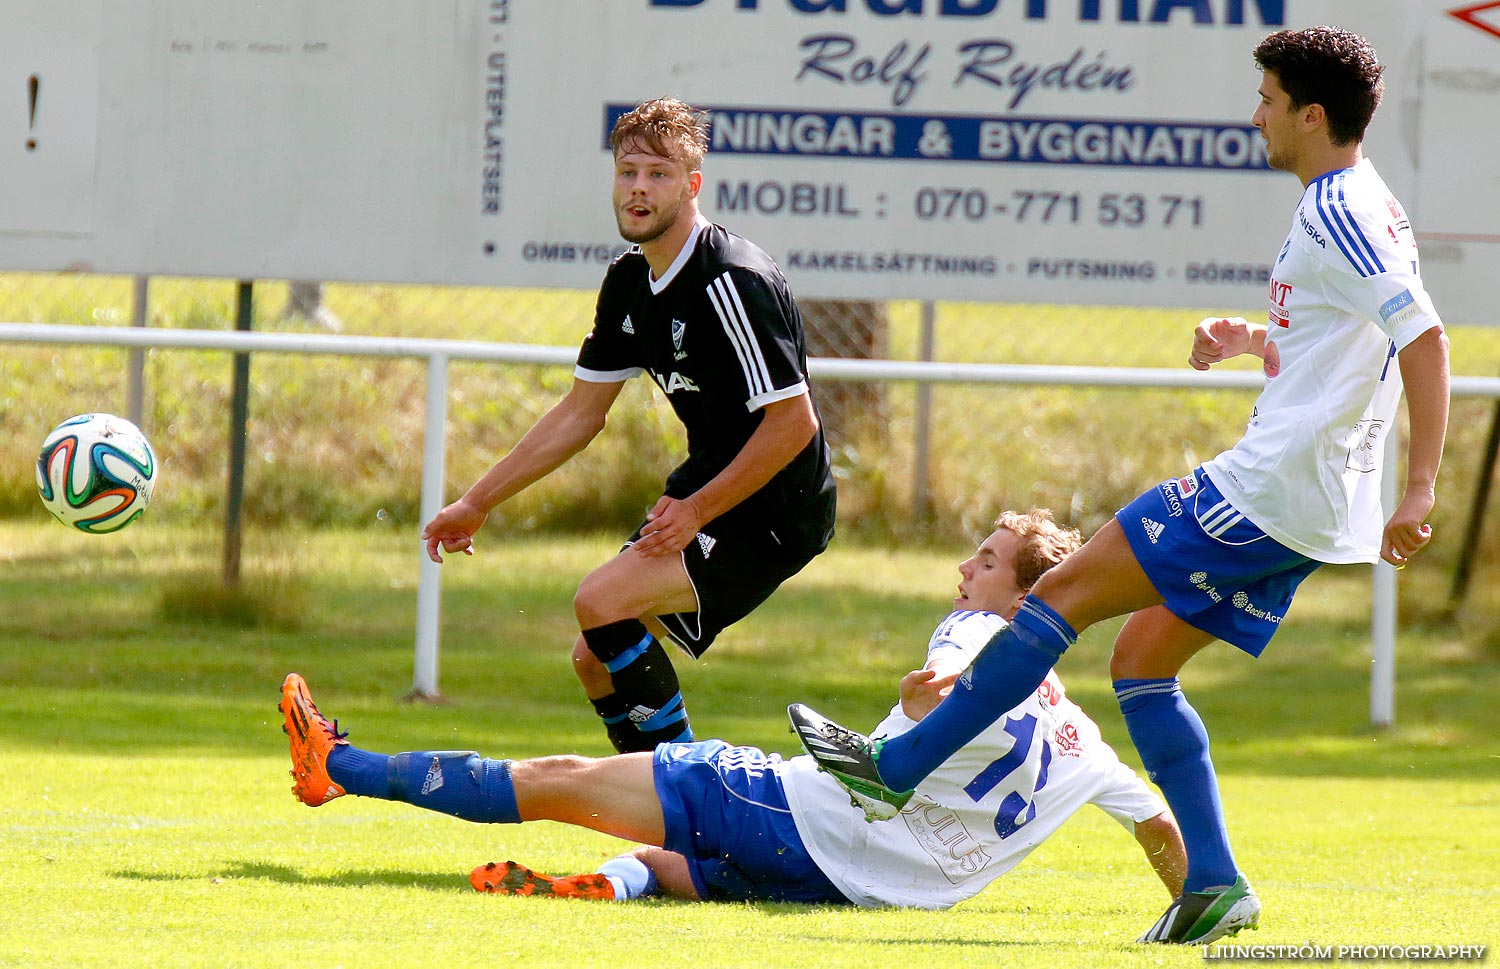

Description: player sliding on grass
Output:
[282,510,1186,909]
[789,26,1450,946]
[420,98,835,756]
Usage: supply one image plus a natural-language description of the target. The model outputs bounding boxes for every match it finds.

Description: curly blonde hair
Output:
[993,509,1083,591]
[609,98,709,172]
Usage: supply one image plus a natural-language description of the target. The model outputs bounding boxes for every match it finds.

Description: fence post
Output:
[1371,429,1399,727]
[223,281,253,588]
[127,276,148,427]
[912,301,936,525]
[411,351,450,701]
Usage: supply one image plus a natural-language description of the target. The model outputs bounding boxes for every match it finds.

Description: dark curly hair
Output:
[1254,26,1384,146]
[609,98,710,172]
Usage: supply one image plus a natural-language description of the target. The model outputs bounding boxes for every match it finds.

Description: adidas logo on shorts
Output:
[1142,518,1165,544]
[696,532,717,558]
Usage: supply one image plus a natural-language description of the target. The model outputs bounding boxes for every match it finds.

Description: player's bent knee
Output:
[573,577,602,624]
[1109,640,1191,681]
[1110,642,1159,680]
[574,572,633,627]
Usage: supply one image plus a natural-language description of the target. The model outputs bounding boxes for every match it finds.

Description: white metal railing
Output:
[5,322,1497,722]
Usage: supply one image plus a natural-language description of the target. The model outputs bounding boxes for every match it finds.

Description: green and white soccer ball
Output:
[36,413,158,534]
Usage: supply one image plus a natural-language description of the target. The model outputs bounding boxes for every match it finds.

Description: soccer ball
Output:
[36,413,158,534]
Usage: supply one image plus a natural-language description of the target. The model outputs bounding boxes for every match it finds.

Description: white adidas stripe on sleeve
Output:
[707,274,774,399]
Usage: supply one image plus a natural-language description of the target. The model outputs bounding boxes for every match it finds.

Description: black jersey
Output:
[576,218,835,553]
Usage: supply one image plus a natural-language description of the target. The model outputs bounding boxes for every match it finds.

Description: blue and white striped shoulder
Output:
[928,609,1007,655]
[1308,170,1393,279]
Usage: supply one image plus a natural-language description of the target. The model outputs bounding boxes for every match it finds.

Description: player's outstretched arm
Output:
[1188,316,1265,371]
[634,392,819,556]
[1383,325,1450,567]
[1133,812,1187,898]
[421,378,625,562]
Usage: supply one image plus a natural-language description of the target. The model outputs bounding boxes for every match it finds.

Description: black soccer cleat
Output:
[787,703,913,822]
[1138,874,1261,945]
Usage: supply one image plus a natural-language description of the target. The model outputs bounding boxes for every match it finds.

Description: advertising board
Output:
[0,1,1493,320]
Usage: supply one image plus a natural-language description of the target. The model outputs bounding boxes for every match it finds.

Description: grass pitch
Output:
[1,523,1496,968]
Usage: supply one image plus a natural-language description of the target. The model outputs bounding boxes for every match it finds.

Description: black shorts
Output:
[625,509,824,658]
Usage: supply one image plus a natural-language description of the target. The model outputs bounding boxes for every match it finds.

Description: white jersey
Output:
[1203,157,1443,564]
[780,611,1166,909]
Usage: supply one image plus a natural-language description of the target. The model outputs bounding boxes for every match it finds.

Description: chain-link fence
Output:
[3,272,1498,593]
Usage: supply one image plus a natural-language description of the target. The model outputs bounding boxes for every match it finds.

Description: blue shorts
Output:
[1116,467,1322,657]
[652,740,849,905]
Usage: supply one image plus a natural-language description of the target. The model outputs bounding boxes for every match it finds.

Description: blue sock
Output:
[598,853,657,900]
[326,746,520,824]
[876,596,1076,792]
[1115,677,1237,893]
[326,744,390,798]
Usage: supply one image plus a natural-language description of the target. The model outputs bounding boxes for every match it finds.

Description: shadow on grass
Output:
[110,861,465,893]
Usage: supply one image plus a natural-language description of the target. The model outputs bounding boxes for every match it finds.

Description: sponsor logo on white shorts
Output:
[1053,722,1084,757]
[902,801,993,883]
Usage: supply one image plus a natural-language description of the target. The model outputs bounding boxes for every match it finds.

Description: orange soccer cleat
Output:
[470,861,616,900]
[279,672,348,807]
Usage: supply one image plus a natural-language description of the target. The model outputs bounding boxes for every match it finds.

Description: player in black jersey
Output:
[422,99,836,753]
